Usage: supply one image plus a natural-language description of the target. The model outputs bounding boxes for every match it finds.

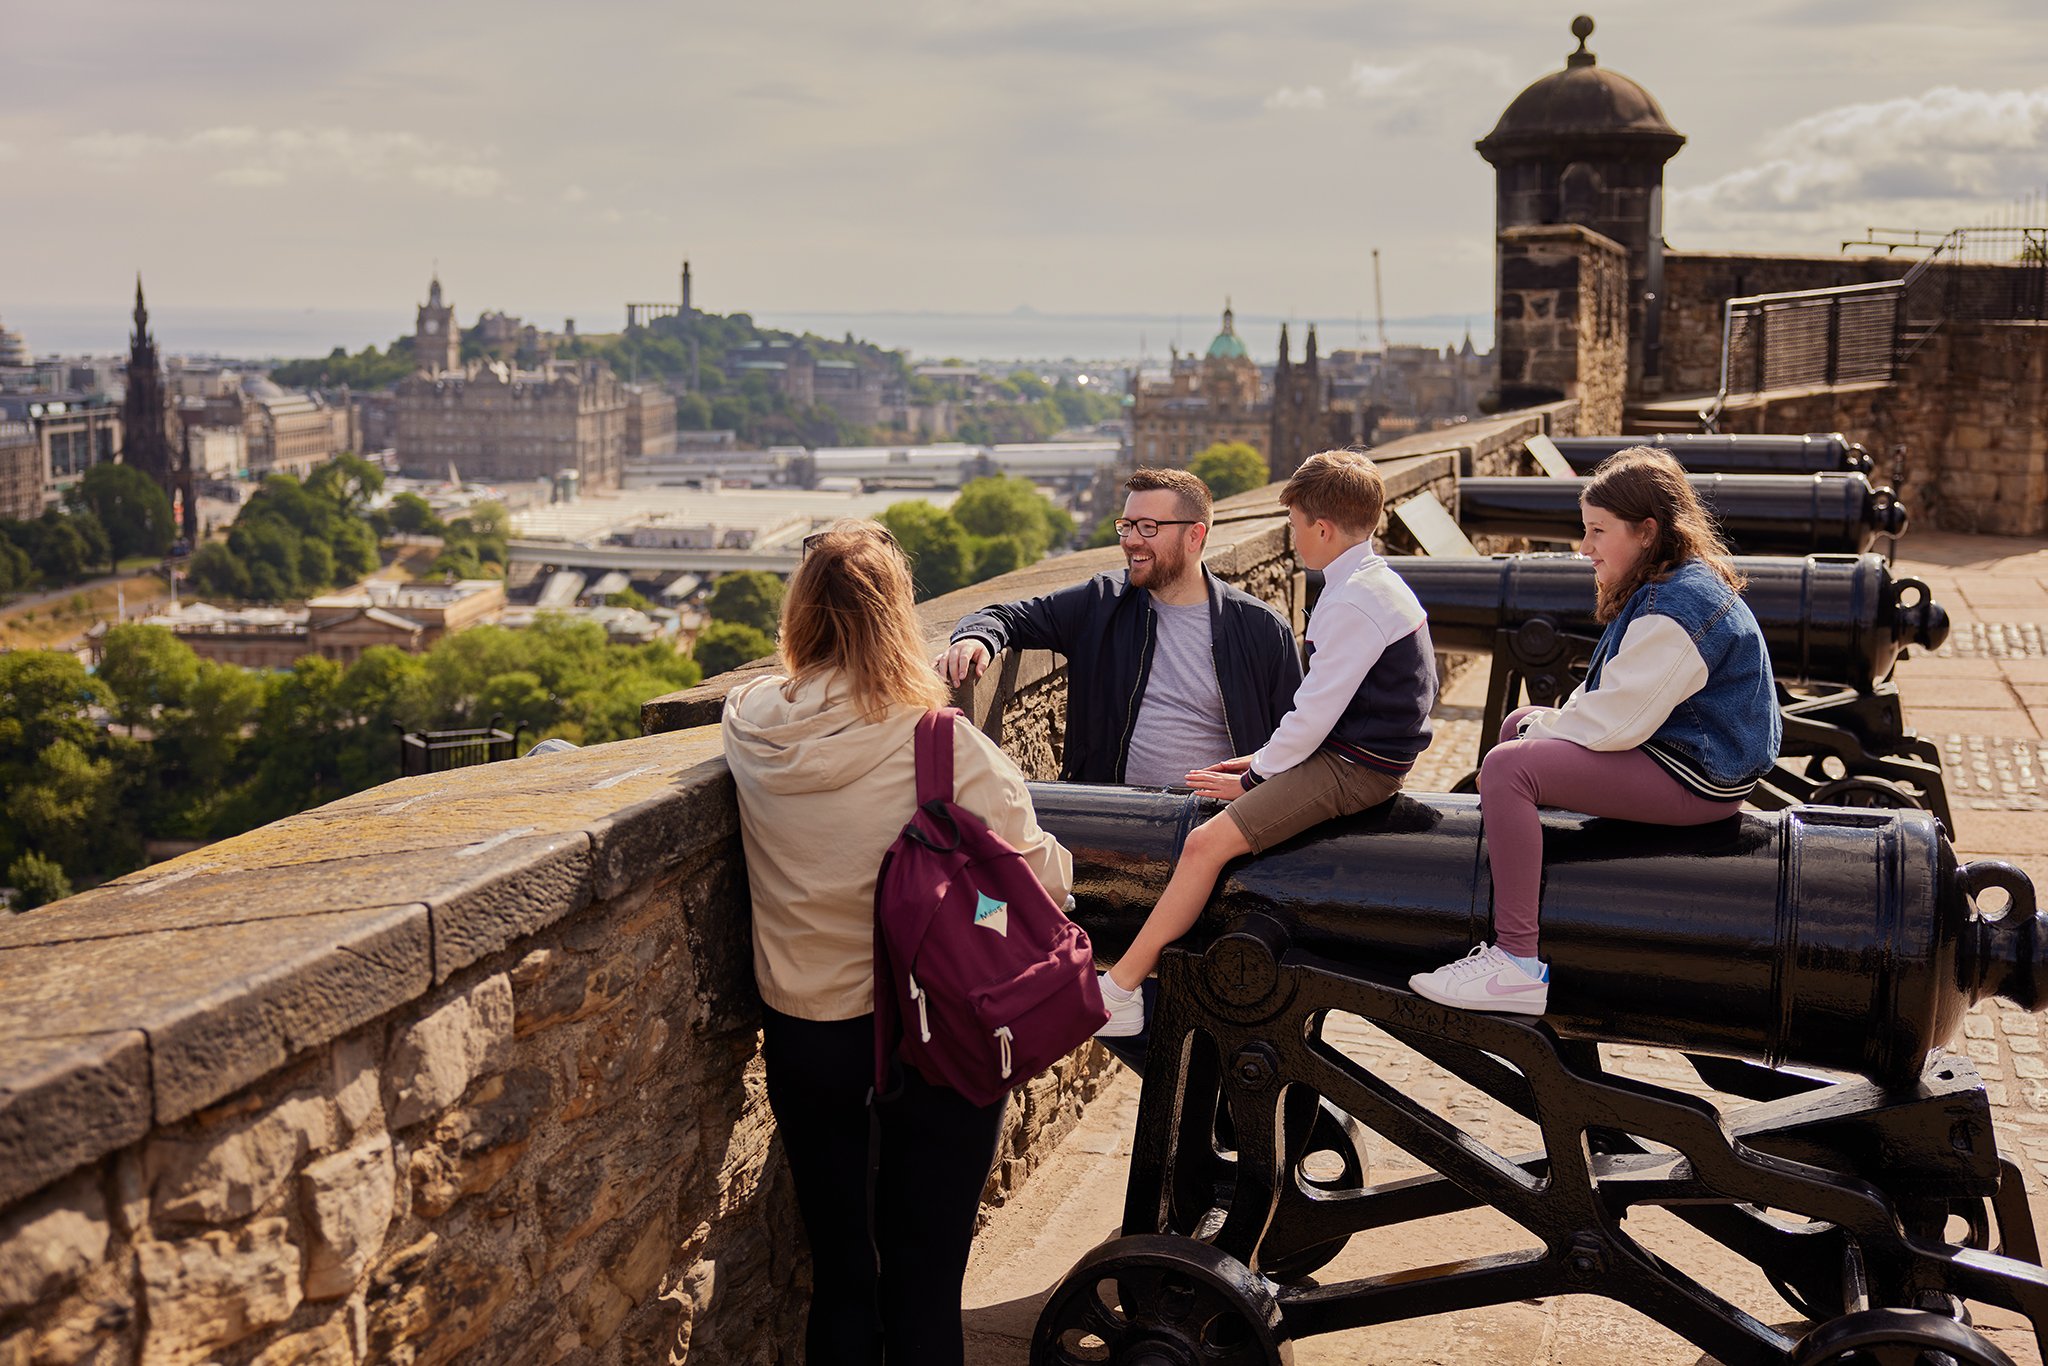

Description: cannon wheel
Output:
[1030,1234,1292,1366]
[1807,775,1925,810]
[1789,1307,2016,1366]
[1450,767,1480,795]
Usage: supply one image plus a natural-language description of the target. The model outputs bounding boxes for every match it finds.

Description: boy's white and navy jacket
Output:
[1244,539,1437,786]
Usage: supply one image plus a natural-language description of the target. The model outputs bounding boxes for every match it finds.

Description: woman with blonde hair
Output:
[722,520,1071,1366]
[1409,447,1781,1014]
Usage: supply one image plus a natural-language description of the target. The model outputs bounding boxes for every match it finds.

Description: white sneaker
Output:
[1408,944,1549,1016]
[1095,973,1146,1038]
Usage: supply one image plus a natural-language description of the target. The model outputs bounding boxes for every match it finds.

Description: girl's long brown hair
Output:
[778,520,948,720]
[1583,446,1744,622]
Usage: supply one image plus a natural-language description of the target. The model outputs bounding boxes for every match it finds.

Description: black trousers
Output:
[762,1006,1007,1366]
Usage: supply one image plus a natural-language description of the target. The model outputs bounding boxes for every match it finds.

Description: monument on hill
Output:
[121,276,196,540]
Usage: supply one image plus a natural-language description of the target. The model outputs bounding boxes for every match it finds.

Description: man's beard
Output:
[1128,537,1188,590]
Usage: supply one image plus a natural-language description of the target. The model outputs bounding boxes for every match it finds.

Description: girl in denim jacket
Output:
[1410,447,1781,1014]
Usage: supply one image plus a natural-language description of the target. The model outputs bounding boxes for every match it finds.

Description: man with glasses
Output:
[935,467,1302,788]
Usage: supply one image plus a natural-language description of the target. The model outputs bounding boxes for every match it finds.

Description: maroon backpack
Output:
[873,709,1107,1107]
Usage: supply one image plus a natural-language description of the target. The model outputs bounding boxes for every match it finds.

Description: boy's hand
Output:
[1206,755,1253,773]
[1187,768,1247,801]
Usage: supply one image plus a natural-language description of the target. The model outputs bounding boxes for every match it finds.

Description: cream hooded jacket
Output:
[722,671,1074,1021]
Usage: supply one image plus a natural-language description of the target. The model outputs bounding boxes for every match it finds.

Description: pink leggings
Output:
[1481,706,1744,959]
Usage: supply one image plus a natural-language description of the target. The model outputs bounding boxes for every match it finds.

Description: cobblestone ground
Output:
[966,531,2048,1366]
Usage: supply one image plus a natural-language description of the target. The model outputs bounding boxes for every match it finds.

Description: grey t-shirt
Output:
[1123,598,1237,787]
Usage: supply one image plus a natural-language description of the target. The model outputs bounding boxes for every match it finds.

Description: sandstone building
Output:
[1129,305,1358,476]
[395,277,627,491]
[0,420,41,521]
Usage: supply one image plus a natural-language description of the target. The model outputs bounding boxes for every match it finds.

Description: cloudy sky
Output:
[5,0,2047,354]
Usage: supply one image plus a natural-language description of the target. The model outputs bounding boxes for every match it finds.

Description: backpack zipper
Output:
[908,973,931,1042]
[995,1026,1014,1080]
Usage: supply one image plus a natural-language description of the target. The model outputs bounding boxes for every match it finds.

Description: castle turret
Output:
[1478,16,1684,393]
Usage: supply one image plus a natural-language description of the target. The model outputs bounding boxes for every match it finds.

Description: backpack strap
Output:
[915,707,959,808]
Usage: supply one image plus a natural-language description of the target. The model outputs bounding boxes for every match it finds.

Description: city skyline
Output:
[6,0,2047,347]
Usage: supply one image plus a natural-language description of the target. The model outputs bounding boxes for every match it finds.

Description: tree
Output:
[973,534,1032,582]
[6,739,132,878]
[693,622,774,677]
[72,463,173,568]
[879,501,975,600]
[99,624,199,731]
[1190,441,1272,501]
[31,517,90,581]
[705,570,785,636]
[387,493,443,536]
[305,453,386,517]
[7,852,70,911]
[0,651,108,761]
[604,587,654,612]
[189,542,252,599]
[951,475,1073,560]
[0,536,28,594]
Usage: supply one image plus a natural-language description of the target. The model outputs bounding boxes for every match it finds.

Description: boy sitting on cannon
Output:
[1096,448,1438,1037]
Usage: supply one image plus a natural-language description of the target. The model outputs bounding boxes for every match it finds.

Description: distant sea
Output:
[6,303,1492,365]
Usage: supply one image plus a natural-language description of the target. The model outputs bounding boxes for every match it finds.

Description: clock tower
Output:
[415,274,460,375]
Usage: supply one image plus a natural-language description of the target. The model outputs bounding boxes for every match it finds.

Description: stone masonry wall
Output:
[1495,226,1627,437]
[1711,322,2048,536]
[1659,252,1916,398]
[0,729,1117,1366]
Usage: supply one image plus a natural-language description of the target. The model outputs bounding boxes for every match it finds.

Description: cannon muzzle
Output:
[1552,431,1873,475]
[1457,472,1908,556]
[1034,784,2041,1086]
[1391,552,1949,690]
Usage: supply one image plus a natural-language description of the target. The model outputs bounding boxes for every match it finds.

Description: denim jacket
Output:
[1577,558,1782,799]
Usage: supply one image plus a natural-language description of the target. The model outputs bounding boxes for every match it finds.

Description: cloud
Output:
[65,124,506,198]
[1675,85,2048,216]
[0,140,17,162]
[560,184,589,205]
[1264,85,1326,111]
[1348,48,1515,100]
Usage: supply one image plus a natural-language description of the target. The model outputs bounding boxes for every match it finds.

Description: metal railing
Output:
[397,714,526,777]
[1701,226,2048,430]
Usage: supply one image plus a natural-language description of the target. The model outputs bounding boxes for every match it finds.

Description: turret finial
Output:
[1568,15,1596,67]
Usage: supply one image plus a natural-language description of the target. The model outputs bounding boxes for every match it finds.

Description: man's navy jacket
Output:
[950,569,1304,784]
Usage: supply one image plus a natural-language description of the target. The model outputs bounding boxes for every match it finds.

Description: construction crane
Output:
[1372,248,1390,354]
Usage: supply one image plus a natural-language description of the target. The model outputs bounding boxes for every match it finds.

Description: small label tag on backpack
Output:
[974,892,1010,937]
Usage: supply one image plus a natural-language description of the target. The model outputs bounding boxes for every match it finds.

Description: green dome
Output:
[1206,331,1249,360]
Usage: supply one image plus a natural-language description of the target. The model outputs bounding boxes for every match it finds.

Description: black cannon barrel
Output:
[1032,783,2042,1085]
[1552,432,1873,475]
[1457,472,1908,556]
[1391,552,1948,691]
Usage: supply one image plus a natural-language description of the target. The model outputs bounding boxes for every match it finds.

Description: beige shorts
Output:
[1225,749,1405,854]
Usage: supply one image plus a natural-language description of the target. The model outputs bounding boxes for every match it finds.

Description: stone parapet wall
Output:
[0,730,1115,1365]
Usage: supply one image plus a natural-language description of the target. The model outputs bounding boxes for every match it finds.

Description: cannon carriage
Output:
[1026,785,2048,1366]
[1385,551,1956,827]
